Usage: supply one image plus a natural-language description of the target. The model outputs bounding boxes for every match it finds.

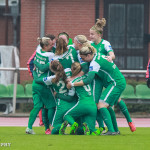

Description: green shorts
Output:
[92,76,103,104]
[99,78,126,106]
[32,81,56,109]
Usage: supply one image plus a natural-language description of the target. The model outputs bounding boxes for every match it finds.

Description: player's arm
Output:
[55,87,75,102]
[33,70,44,84]
[67,72,95,89]
[34,60,50,72]
[33,70,55,85]
[81,62,89,74]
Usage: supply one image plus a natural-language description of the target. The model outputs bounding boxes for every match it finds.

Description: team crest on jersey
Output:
[89,66,93,71]
[80,57,84,63]
[43,77,47,81]
[109,45,112,50]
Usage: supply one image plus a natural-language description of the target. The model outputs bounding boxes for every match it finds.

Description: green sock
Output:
[28,107,41,129]
[99,107,115,132]
[48,107,55,125]
[118,100,132,122]
[42,108,49,130]
[64,115,75,125]
[108,107,119,132]
[51,124,61,134]
[97,110,104,128]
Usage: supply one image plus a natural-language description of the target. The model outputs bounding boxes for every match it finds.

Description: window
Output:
[104,0,149,70]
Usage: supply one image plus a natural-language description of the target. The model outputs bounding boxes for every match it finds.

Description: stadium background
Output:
[0,0,150,115]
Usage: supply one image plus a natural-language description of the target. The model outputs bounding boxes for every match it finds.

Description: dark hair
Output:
[45,34,55,40]
[50,60,67,84]
[58,32,69,40]
[55,38,68,55]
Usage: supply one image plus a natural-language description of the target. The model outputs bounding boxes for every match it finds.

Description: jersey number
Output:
[57,81,67,94]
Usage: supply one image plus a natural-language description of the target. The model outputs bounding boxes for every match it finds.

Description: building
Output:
[0,0,150,82]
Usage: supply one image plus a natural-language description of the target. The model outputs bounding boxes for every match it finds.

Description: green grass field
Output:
[0,127,150,150]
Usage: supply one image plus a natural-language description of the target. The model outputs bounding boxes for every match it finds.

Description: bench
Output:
[0,84,33,114]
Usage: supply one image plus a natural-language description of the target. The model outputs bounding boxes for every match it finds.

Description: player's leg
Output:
[26,92,43,134]
[39,109,44,126]
[108,107,119,133]
[117,98,136,132]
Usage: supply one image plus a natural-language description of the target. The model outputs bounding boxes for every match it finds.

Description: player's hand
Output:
[67,82,72,89]
[53,91,57,96]
[147,79,150,88]
[106,56,112,62]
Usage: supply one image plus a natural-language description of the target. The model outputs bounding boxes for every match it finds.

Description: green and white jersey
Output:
[35,48,54,78]
[89,53,124,86]
[53,46,78,69]
[69,44,86,65]
[71,75,94,104]
[91,39,113,55]
[43,68,75,96]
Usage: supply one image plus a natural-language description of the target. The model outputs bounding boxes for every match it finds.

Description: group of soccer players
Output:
[26,18,136,135]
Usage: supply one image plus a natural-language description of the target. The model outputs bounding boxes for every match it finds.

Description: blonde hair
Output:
[75,35,91,47]
[91,18,106,34]
[71,62,82,77]
[80,46,96,56]
[37,37,50,48]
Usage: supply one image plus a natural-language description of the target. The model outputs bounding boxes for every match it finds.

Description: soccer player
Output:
[33,60,77,134]
[67,46,127,135]
[90,18,136,132]
[59,62,100,135]
[27,34,56,126]
[146,58,150,88]
[26,37,56,134]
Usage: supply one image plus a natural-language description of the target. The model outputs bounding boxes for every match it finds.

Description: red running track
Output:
[0,117,150,127]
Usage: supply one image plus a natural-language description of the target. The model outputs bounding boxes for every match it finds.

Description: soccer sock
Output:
[76,126,84,135]
[96,110,104,128]
[28,107,41,129]
[64,115,75,125]
[118,100,132,123]
[108,107,119,132]
[39,109,43,124]
[51,124,61,134]
[99,108,115,132]
[42,108,49,130]
[48,107,55,125]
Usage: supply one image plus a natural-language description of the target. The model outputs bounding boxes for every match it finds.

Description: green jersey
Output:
[35,48,54,78]
[89,53,125,86]
[43,68,75,99]
[91,39,113,55]
[53,46,78,69]
[71,75,94,104]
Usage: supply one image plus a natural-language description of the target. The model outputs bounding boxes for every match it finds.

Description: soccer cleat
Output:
[128,122,136,132]
[45,128,51,135]
[39,122,44,126]
[99,127,105,134]
[26,127,35,134]
[82,123,90,135]
[101,131,116,135]
[59,121,68,135]
[70,122,79,135]
[91,129,100,135]
[116,131,120,135]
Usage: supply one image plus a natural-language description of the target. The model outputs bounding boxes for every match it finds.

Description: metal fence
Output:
[0,67,147,114]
